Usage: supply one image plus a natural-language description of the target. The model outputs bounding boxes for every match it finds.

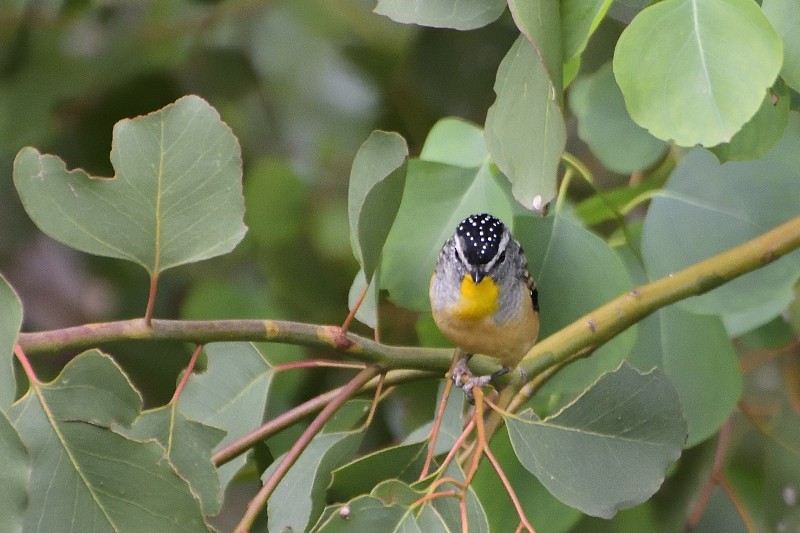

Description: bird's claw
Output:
[452,354,510,403]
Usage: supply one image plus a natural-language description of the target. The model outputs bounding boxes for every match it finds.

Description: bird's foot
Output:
[452,356,510,403]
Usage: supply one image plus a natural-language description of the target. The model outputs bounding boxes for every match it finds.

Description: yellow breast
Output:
[452,275,499,320]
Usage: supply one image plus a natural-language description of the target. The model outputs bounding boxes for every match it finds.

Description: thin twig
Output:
[170,344,203,404]
[273,360,367,372]
[234,366,380,532]
[341,284,368,335]
[144,273,158,326]
[212,369,432,467]
[685,422,731,530]
[13,343,40,385]
[718,473,758,532]
[483,444,535,533]
[420,355,459,480]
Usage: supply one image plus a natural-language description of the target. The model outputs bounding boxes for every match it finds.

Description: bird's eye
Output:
[497,251,506,263]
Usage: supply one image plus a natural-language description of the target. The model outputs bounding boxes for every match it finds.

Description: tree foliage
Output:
[1,1,800,531]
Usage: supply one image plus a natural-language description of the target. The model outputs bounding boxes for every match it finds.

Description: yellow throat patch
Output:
[453,274,499,320]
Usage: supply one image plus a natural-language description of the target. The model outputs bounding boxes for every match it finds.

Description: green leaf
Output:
[505,364,686,518]
[763,0,800,93]
[329,442,428,502]
[370,481,450,532]
[8,350,208,531]
[0,274,22,409]
[620,236,742,447]
[561,0,612,62]
[125,404,226,516]
[348,269,379,329]
[659,307,742,448]
[570,63,667,174]
[507,0,563,99]
[41,349,142,426]
[348,130,408,282]
[314,495,416,532]
[373,0,506,30]
[514,210,636,394]
[485,34,566,211]
[0,409,30,533]
[613,0,783,146]
[13,95,246,275]
[711,82,790,162]
[614,437,719,532]
[381,159,514,311]
[641,113,800,329]
[419,118,488,168]
[266,415,365,532]
[178,343,273,492]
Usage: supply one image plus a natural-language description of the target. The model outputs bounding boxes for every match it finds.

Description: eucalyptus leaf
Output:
[561,0,612,62]
[348,269,379,329]
[710,82,789,162]
[620,236,742,447]
[659,306,742,447]
[514,210,636,395]
[178,342,273,493]
[419,118,488,168]
[329,442,428,502]
[348,130,408,281]
[505,364,686,518]
[125,404,226,516]
[266,421,364,532]
[0,409,30,533]
[381,159,514,311]
[763,0,800,93]
[507,0,563,98]
[485,35,566,211]
[314,495,417,532]
[571,63,667,173]
[8,351,208,532]
[374,0,506,30]
[0,274,22,409]
[614,0,783,146]
[13,95,246,275]
[642,113,800,328]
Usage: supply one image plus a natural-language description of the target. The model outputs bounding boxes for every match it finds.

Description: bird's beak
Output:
[470,269,484,284]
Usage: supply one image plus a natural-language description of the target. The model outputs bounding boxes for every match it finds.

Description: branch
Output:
[514,214,800,384]
[17,215,800,388]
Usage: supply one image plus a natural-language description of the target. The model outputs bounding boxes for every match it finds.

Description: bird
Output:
[429,213,539,399]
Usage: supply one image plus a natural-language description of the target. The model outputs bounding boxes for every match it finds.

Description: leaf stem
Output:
[234,366,380,533]
[341,283,368,335]
[144,273,158,325]
[170,344,203,404]
[13,343,40,385]
[483,444,535,533]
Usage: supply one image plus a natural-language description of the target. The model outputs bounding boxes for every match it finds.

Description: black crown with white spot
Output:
[456,213,505,265]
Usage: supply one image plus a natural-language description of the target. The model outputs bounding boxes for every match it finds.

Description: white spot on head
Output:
[532,195,543,212]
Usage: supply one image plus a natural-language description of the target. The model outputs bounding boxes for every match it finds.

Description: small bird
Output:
[429,213,540,398]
